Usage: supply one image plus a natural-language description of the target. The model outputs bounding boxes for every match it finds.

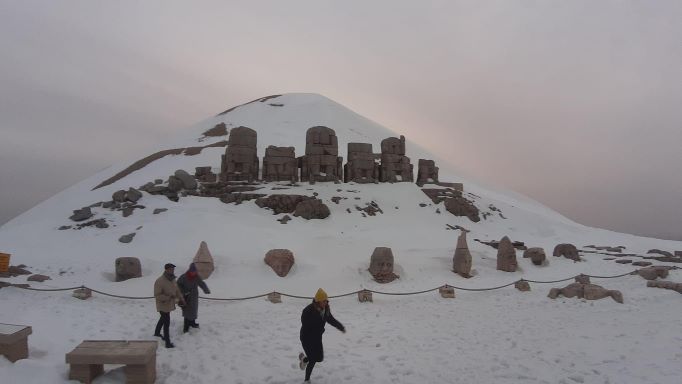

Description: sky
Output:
[0,0,680,239]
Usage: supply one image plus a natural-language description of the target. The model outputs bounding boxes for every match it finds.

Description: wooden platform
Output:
[66,340,157,384]
[0,323,32,362]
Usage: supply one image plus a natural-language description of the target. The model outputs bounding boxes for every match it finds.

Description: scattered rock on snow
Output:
[118,233,136,243]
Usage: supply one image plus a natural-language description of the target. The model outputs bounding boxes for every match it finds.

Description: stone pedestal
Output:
[267,292,282,303]
[0,324,32,362]
[357,290,373,303]
[72,288,92,300]
[439,285,455,298]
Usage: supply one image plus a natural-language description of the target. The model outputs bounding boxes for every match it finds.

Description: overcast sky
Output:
[1,1,681,239]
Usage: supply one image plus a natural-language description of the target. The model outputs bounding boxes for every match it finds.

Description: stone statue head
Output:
[264,249,295,277]
[496,236,518,272]
[369,247,399,283]
[115,257,141,282]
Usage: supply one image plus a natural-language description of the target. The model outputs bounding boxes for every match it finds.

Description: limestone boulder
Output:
[192,241,215,279]
[523,247,546,266]
[496,236,517,272]
[548,282,623,303]
[69,207,93,222]
[452,231,472,278]
[27,274,51,282]
[584,284,624,303]
[174,169,198,190]
[636,266,670,280]
[293,199,330,220]
[256,194,311,214]
[118,233,136,243]
[264,249,295,277]
[126,187,143,203]
[115,257,142,282]
[553,243,580,261]
[112,190,127,203]
[444,195,480,222]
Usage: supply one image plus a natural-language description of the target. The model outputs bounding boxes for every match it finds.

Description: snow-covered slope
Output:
[1,93,680,383]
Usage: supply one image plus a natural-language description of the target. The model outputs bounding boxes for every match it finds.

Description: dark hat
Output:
[188,263,197,272]
[164,263,176,270]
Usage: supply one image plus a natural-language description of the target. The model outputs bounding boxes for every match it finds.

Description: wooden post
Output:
[0,253,10,275]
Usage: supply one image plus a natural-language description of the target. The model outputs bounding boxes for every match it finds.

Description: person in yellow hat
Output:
[298,288,346,382]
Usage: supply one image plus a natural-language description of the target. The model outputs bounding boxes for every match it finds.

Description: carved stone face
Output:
[496,236,518,272]
[264,249,295,277]
[369,247,394,275]
[369,247,399,283]
[271,259,293,277]
[115,257,141,282]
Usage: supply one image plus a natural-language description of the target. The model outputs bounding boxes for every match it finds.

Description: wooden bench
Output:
[65,340,157,384]
[0,323,32,362]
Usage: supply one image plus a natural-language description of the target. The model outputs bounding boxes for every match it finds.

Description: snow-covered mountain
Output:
[1,93,680,384]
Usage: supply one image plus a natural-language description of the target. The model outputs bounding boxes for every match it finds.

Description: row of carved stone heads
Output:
[211,124,439,185]
[113,238,584,283]
[453,234,584,278]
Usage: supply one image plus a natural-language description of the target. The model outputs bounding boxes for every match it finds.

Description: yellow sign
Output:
[0,252,10,273]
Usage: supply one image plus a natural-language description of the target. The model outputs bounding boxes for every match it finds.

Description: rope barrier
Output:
[5,270,641,301]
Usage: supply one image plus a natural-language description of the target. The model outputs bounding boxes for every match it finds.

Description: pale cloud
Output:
[1,1,680,239]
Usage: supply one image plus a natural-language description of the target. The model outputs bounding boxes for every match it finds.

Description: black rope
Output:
[6,270,640,300]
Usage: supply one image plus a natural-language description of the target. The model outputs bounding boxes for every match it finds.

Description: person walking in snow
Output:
[299,288,346,382]
[153,263,186,348]
[176,262,211,333]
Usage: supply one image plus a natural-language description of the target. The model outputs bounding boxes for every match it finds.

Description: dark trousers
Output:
[305,360,316,381]
[155,311,171,341]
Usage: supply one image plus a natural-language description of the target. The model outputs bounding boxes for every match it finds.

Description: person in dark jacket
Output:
[176,263,211,333]
[299,288,345,382]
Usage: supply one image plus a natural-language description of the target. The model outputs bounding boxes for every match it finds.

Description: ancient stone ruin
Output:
[344,143,379,183]
[115,257,141,282]
[264,249,295,277]
[379,136,413,182]
[553,243,580,261]
[292,198,331,220]
[194,166,217,183]
[369,247,399,283]
[452,231,472,278]
[635,266,671,280]
[221,126,259,182]
[416,159,439,186]
[262,146,298,182]
[523,247,546,266]
[548,276,623,303]
[496,236,518,272]
[299,126,343,182]
[192,241,215,279]
[646,280,682,294]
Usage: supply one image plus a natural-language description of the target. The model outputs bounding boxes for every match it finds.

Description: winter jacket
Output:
[300,301,344,362]
[176,273,210,320]
[154,272,183,312]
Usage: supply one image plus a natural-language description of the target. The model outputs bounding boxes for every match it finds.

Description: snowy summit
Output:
[0,93,681,383]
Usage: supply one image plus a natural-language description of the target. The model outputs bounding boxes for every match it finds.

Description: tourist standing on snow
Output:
[153,263,186,348]
[176,262,211,333]
[299,288,346,382]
